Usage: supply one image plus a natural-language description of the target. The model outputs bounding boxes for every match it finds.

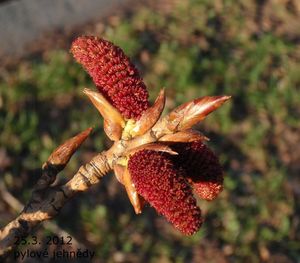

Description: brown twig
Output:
[0,181,84,250]
[0,128,107,257]
[0,125,154,257]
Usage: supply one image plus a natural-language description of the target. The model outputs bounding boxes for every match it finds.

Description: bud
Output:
[113,164,125,184]
[83,88,125,141]
[123,167,143,214]
[129,89,166,137]
[166,96,231,131]
[46,127,93,170]
[125,142,178,156]
[159,129,208,143]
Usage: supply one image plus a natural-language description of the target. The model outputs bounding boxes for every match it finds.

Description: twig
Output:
[0,128,109,256]
[0,181,84,250]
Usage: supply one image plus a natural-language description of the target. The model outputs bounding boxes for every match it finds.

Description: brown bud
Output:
[103,119,123,142]
[126,142,178,156]
[166,96,231,131]
[113,164,125,184]
[159,129,209,143]
[130,89,166,137]
[123,167,143,214]
[83,88,125,141]
[46,127,93,170]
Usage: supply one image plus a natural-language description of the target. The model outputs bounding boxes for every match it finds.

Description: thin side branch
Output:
[0,128,112,257]
[0,181,84,250]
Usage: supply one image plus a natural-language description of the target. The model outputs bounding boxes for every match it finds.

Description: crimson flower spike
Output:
[70,36,231,235]
[128,150,203,235]
[71,36,149,120]
[171,141,224,201]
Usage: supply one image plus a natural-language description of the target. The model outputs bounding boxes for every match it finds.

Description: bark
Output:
[0,126,114,258]
[0,151,111,257]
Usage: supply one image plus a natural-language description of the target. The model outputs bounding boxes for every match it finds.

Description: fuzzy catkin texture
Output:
[128,150,203,235]
[172,141,224,201]
[71,36,149,120]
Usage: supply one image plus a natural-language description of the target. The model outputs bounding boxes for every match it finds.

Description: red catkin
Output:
[172,141,224,201]
[128,150,203,235]
[71,36,149,120]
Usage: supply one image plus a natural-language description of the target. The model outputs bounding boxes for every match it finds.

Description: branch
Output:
[0,94,230,257]
[0,181,84,250]
[0,128,112,257]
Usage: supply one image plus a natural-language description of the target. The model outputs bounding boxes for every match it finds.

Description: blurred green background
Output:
[0,0,299,262]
